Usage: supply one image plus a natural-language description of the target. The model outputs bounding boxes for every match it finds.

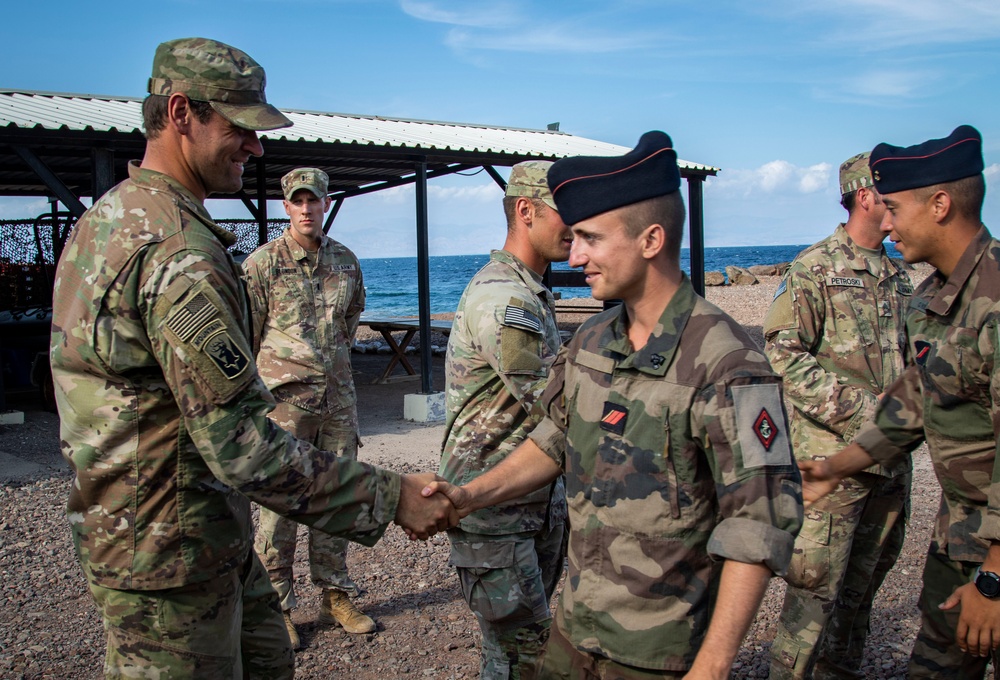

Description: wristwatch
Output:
[974,566,1000,598]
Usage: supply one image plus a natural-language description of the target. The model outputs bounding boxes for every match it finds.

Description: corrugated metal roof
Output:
[0,89,718,172]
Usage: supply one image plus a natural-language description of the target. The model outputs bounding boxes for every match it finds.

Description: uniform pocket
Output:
[784,510,832,593]
[449,539,535,627]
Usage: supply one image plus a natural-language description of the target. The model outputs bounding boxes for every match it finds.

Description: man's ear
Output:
[929,190,953,225]
[516,196,534,227]
[166,93,195,134]
[641,223,665,259]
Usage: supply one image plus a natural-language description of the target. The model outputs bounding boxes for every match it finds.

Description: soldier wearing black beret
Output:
[423,131,803,677]
[801,125,1000,678]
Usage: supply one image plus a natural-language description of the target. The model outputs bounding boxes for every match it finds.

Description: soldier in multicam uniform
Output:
[764,152,913,679]
[49,37,454,678]
[244,167,375,649]
[801,125,1000,679]
[439,160,570,679]
[424,131,803,678]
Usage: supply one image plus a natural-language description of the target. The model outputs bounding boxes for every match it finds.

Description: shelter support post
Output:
[687,176,706,297]
[414,160,434,394]
[483,165,507,190]
[12,145,87,218]
[91,146,116,200]
[323,198,344,234]
[255,159,268,247]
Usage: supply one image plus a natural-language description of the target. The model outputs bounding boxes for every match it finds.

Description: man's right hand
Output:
[394,473,459,540]
[798,459,840,508]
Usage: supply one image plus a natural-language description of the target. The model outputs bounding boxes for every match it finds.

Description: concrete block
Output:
[403,392,446,423]
[0,410,24,426]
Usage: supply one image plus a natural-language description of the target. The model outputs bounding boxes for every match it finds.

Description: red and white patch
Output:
[753,408,778,451]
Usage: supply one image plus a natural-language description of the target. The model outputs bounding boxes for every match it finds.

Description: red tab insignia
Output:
[599,402,628,435]
[753,408,778,451]
[914,340,931,366]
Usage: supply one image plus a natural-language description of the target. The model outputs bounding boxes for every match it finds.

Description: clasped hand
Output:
[393,473,461,540]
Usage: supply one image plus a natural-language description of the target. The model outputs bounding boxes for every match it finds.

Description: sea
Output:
[360,243,903,317]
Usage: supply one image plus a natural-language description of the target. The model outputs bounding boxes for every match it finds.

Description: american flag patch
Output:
[166,292,217,342]
[503,306,542,333]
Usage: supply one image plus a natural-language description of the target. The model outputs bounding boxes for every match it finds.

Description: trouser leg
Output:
[91,551,293,679]
[813,473,909,679]
[450,519,566,680]
[770,475,871,679]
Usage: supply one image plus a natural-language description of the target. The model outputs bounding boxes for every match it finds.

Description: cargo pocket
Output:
[784,509,832,594]
[449,539,532,627]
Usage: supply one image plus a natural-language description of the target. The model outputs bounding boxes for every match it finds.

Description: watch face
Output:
[977,570,1000,598]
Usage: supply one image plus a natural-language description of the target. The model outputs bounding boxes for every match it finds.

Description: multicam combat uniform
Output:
[440,249,567,679]
[526,275,803,675]
[763,224,913,678]
[50,163,400,678]
[853,226,1000,678]
[243,228,366,608]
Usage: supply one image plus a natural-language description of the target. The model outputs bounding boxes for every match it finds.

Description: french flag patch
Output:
[600,402,628,435]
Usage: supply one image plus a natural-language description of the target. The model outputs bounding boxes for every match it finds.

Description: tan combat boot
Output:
[283,611,302,650]
[318,589,376,633]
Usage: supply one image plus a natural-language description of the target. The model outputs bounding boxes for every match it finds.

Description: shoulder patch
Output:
[503,305,543,333]
[773,278,787,301]
[731,383,792,468]
[825,276,864,288]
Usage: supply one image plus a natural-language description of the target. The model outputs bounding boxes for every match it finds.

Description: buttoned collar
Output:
[927,225,992,316]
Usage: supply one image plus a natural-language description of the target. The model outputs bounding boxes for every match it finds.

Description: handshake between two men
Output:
[392,473,469,540]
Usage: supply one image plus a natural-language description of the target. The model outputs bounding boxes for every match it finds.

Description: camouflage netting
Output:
[0,217,287,309]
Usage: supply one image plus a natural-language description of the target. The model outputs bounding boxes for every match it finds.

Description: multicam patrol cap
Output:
[148,37,292,132]
[281,168,329,200]
[839,152,874,195]
[506,161,557,210]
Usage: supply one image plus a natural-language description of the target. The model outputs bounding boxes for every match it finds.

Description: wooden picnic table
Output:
[359,317,453,384]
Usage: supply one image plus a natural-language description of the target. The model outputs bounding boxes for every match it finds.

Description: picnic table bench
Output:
[358,317,453,384]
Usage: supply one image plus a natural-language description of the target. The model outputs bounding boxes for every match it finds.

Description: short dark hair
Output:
[142,94,214,140]
[620,192,686,256]
[914,174,986,221]
[840,186,882,213]
[503,195,550,231]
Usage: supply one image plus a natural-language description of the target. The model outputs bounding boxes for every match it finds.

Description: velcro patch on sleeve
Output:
[499,326,544,374]
[732,383,792,468]
[159,278,255,404]
[503,305,542,333]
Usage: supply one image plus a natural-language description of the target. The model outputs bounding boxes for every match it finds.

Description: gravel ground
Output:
[0,272,945,678]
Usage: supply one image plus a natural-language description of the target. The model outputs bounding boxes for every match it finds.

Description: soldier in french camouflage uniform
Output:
[764,152,913,678]
[49,37,454,678]
[425,131,804,678]
[439,161,570,679]
[800,125,1000,679]
[245,167,375,648]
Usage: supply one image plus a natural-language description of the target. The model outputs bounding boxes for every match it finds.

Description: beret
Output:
[547,130,681,225]
[870,125,984,195]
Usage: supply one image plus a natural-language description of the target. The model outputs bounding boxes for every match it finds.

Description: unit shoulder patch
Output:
[732,383,792,468]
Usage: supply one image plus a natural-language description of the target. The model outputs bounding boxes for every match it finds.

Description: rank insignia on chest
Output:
[753,408,778,451]
[599,402,628,435]
[914,340,931,366]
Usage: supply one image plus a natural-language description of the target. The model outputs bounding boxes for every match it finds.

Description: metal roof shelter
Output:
[0,88,719,394]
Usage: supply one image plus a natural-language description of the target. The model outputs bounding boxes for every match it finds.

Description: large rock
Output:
[725,265,759,286]
[748,264,779,276]
[704,271,726,286]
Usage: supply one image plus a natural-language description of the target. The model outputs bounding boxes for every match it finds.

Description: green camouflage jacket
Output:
[50,162,400,591]
[527,275,803,671]
[856,226,1000,563]
[764,224,912,475]
[440,250,566,534]
[243,229,364,414]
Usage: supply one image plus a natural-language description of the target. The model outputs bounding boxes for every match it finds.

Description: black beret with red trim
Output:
[870,125,984,195]
[547,130,681,225]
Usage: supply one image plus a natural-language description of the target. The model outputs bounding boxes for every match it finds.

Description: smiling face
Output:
[284,189,331,250]
[187,108,263,196]
[568,209,647,301]
[880,189,939,266]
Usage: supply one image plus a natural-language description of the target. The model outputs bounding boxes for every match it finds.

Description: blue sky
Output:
[2,0,998,258]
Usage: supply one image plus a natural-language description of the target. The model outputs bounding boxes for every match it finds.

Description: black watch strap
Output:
[975,566,1000,599]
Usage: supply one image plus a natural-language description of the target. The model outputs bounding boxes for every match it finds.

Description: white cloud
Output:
[707,160,833,197]
[984,163,1000,180]
[400,0,519,28]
